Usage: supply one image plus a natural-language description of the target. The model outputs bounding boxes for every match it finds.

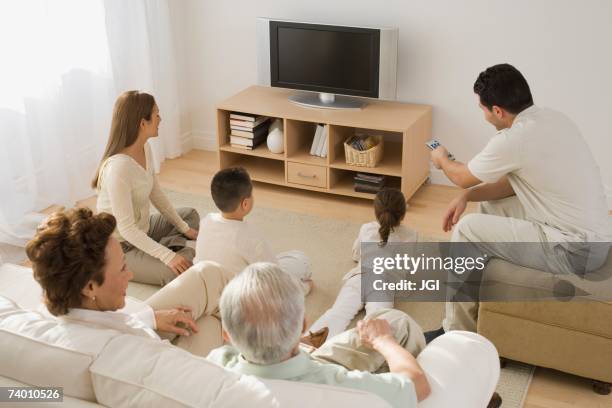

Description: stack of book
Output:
[354,173,386,194]
[309,124,328,158]
[229,112,270,150]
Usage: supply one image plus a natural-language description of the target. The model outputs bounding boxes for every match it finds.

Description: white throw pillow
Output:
[0,263,43,310]
[90,334,278,408]
[91,334,390,408]
[0,296,123,401]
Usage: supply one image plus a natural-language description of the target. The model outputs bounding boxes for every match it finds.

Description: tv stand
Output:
[288,91,366,110]
[216,85,432,200]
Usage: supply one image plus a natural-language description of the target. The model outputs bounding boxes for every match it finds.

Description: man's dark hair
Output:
[211,167,253,212]
[473,64,534,114]
[26,208,116,316]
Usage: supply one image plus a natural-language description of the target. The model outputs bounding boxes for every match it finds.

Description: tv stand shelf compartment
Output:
[216,85,432,200]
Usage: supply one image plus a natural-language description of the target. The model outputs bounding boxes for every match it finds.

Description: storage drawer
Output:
[287,162,327,188]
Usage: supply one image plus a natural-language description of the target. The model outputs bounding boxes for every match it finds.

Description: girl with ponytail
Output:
[374,188,407,247]
[304,188,418,345]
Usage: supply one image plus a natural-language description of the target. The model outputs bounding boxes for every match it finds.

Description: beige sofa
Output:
[477,249,612,394]
[0,263,500,408]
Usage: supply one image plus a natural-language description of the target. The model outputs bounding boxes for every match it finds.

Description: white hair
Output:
[220,262,305,364]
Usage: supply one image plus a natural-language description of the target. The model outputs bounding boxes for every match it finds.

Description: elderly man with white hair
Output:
[207,262,431,407]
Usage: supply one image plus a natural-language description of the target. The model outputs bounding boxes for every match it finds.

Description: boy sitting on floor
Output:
[194,166,313,294]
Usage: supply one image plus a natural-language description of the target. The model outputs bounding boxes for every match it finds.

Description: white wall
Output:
[175,0,612,207]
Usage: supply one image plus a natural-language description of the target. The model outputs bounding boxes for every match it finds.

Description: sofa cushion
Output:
[0,263,44,310]
[0,376,104,407]
[0,262,157,312]
[90,334,390,408]
[0,295,125,401]
[480,253,612,338]
[481,248,612,302]
[479,300,612,339]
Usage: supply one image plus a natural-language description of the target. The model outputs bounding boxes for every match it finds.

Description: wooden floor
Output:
[156,150,610,407]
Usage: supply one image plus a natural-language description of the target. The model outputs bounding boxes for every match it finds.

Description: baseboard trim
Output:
[181,131,193,154]
[427,167,454,186]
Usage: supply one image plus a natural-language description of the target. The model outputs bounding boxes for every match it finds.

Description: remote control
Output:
[425,139,455,161]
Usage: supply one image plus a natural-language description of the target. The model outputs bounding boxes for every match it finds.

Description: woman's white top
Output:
[61,306,160,340]
[96,143,189,264]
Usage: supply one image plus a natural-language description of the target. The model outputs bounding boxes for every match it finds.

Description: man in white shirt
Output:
[425,64,611,340]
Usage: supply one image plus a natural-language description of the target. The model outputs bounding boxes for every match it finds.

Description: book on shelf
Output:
[230,134,266,147]
[354,183,385,194]
[230,123,269,139]
[354,178,385,188]
[355,172,385,183]
[313,125,326,157]
[319,126,328,158]
[229,112,267,122]
[230,116,269,128]
[230,144,253,150]
[354,173,386,194]
[230,119,269,132]
[309,125,322,156]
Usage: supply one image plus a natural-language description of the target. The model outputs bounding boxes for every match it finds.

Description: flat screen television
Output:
[257,18,398,109]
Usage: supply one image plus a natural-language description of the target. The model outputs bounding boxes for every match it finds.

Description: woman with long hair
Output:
[93,91,199,286]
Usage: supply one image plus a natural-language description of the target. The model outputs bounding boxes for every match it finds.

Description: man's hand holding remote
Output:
[430,145,453,169]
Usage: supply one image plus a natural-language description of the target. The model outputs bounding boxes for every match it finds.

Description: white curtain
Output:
[103,0,183,170]
[0,0,182,262]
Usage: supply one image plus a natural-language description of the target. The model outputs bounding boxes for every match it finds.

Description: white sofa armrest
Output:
[417,331,500,408]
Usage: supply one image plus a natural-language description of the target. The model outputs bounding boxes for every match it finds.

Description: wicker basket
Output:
[344,135,384,167]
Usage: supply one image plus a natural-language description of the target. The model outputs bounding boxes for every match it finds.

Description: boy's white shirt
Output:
[194,212,275,278]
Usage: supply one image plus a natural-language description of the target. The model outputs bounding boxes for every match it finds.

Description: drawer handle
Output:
[297,172,316,179]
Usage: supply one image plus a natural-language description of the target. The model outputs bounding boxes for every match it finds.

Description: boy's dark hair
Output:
[211,167,253,212]
[473,64,534,114]
[374,188,407,247]
[26,208,116,316]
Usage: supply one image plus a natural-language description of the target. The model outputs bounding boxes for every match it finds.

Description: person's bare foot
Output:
[300,327,329,349]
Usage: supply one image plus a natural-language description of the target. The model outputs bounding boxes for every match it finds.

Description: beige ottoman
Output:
[477,249,612,394]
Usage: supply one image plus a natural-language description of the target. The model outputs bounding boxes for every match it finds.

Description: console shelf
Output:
[216,86,432,200]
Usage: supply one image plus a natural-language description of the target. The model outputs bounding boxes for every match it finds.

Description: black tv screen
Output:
[270,22,380,98]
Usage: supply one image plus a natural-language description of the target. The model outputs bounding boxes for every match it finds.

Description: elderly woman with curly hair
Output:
[25,207,226,357]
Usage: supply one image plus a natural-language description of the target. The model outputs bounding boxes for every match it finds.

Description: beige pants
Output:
[311,308,425,372]
[145,261,229,357]
[309,273,394,338]
[125,207,200,286]
[443,196,573,332]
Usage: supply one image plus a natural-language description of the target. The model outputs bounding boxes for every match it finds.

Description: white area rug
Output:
[129,189,534,407]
